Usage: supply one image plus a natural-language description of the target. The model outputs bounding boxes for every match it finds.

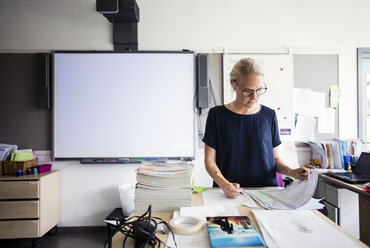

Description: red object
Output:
[364,184,370,193]
[31,164,52,174]
[280,68,283,71]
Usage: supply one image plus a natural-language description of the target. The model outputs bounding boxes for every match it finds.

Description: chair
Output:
[276,172,284,187]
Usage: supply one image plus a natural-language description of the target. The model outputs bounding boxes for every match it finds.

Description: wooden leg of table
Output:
[359,195,370,246]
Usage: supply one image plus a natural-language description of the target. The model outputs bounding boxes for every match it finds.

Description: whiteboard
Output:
[223,53,294,130]
[53,52,195,159]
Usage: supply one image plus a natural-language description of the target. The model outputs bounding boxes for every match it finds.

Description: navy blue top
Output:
[203,105,281,187]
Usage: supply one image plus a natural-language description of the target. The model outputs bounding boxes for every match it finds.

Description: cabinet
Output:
[0,171,60,239]
[314,176,359,239]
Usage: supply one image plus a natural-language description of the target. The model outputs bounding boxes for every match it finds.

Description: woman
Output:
[203,58,309,199]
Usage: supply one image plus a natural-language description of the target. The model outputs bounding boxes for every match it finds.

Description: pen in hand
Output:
[214,171,244,195]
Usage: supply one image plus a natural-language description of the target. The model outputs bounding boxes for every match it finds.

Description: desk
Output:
[110,188,367,248]
[318,174,370,246]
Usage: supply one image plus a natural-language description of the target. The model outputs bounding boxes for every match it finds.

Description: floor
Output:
[0,226,108,248]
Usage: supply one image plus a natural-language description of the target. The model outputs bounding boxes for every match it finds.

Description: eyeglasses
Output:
[232,80,268,97]
[240,87,267,97]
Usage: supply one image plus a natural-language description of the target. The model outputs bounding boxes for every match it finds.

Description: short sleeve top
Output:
[202,105,281,187]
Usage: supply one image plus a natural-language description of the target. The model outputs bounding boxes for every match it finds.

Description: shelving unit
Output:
[0,171,60,241]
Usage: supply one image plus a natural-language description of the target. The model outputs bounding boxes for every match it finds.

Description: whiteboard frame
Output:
[51,51,196,161]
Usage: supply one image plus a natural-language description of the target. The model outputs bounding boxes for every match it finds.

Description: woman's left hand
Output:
[289,167,311,180]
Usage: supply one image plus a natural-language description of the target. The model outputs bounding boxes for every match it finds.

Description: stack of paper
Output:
[134,160,193,212]
[252,210,362,248]
[0,143,18,161]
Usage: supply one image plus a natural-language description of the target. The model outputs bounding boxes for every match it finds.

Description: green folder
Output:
[11,152,33,161]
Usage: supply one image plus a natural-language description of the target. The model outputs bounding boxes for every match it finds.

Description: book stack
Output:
[134,160,193,212]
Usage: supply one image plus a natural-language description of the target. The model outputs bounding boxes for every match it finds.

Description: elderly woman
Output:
[203,58,309,198]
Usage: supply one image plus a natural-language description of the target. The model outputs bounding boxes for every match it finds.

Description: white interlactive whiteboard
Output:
[53,52,195,159]
[223,53,294,132]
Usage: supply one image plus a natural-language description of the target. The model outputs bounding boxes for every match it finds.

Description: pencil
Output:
[214,171,244,195]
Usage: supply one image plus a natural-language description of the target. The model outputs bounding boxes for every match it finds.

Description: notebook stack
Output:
[134,160,193,212]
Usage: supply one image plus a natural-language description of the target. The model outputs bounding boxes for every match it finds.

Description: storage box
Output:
[3,158,38,175]
[31,164,52,174]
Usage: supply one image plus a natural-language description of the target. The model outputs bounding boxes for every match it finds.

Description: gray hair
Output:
[230,58,264,82]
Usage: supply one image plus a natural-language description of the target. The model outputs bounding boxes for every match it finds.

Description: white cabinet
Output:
[314,177,359,239]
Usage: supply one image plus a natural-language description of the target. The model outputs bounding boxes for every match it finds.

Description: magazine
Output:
[206,216,266,248]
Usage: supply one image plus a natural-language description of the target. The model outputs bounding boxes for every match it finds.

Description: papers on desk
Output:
[202,188,258,208]
[252,210,363,248]
[201,172,321,210]
[247,171,322,210]
[180,205,240,221]
[315,168,346,173]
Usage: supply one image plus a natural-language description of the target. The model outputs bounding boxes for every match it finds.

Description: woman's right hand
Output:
[221,182,241,199]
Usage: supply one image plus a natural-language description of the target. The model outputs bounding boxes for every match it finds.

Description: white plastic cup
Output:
[118,184,135,216]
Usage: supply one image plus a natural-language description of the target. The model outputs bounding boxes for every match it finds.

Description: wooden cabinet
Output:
[359,195,370,245]
[0,171,60,239]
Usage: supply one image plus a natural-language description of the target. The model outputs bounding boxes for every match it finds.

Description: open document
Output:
[247,171,322,209]
[252,210,363,248]
[202,188,258,208]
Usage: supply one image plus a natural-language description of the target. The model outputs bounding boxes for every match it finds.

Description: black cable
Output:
[104,205,178,248]
[147,205,152,231]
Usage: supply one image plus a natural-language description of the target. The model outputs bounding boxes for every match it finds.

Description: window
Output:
[357,48,370,151]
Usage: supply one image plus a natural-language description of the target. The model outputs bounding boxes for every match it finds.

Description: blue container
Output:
[343,155,351,170]
[16,170,23,177]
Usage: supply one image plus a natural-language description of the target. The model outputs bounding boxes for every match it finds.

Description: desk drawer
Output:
[316,179,326,199]
[0,220,39,239]
[0,200,39,219]
[325,183,339,207]
[323,201,338,224]
[0,181,39,199]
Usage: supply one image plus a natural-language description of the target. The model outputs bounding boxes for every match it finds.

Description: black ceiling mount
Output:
[96,0,139,51]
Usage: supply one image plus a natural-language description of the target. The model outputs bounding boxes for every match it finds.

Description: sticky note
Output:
[192,186,206,194]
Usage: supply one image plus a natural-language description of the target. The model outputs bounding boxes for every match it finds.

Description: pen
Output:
[214,171,243,195]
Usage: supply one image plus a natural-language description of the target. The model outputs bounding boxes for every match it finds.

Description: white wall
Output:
[2,0,370,226]
[35,150,211,227]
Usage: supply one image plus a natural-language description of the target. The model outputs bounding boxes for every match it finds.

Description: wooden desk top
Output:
[110,188,368,248]
[0,170,59,181]
[319,173,370,198]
